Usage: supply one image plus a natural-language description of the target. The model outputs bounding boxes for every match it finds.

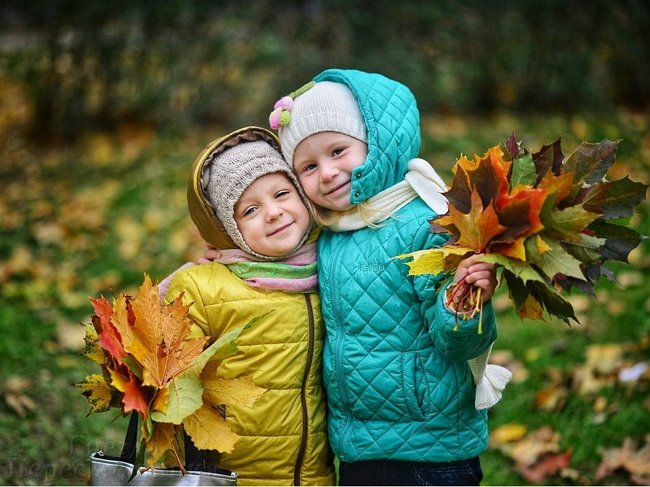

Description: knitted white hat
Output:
[202,139,309,259]
[276,81,367,165]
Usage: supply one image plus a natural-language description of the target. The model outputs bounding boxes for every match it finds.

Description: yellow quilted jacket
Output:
[165,127,334,486]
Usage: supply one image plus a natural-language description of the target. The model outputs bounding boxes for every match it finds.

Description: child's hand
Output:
[200,244,222,263]
[453,254,497,303]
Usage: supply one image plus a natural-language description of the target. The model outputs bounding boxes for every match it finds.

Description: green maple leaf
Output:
[478,253,546,284]
[583,262,616,284]
[528,237,586,281]
[503,269,528,310]
[588,219,644,263]
[510,153,537,188]
[529,281,578,324]
[562,139,619,184]
[580,176,648,218]
[561,233,606,264]
[543,206,601,242]
[502,270,546,320]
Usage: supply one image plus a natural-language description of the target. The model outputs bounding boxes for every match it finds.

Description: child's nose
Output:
[320,163,339,182]
[265,205,283,221]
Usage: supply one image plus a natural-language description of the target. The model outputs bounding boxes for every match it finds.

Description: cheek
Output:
[298,178,318,199]
[237,221,257,242]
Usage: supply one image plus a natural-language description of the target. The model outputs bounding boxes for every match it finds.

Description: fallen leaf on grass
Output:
[597,435,650,485]
[585,343,627,374]
[2,376,36,417]
[518,450,572,484]
[492,425,572,483]
[510,426,561,467]
[490,423,527,446]
[573,365,614,395]
[534,369,569,411]
[534,383,568,411]
[573,342,630,395]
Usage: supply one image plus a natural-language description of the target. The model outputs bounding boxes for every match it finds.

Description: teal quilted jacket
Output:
[314,69,498,463]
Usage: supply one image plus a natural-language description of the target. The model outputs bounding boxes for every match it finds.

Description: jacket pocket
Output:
[400,352,430,421]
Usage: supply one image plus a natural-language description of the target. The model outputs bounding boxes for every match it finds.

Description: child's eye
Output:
[243,206,257,216]
[275,190,290,199]
[332,147,345,157]
[302,162,317,173]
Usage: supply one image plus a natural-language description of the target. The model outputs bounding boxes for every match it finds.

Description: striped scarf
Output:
[216,243,318,293]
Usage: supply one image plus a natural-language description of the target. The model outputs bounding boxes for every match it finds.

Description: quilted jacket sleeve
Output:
[164,269,209,340]
[411,222,497,362]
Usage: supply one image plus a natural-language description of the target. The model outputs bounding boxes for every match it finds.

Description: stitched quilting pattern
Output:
[319,201,492,461]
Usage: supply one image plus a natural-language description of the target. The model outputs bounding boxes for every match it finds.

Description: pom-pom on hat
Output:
[270,81,367,166]
[202,138,309,259]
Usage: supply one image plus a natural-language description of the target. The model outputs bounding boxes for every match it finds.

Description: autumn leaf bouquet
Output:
[77,275,265,471]
[402,134,647,329]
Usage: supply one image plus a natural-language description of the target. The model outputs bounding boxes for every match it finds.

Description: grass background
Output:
[1,107,648,485]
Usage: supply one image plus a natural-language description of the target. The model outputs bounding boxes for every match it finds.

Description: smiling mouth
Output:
[268,222,293,236]
[324,180,350,196]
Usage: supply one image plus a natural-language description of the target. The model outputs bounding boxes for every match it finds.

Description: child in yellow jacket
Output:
[164,126,334,486]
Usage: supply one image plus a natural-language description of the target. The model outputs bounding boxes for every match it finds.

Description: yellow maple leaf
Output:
[76,374,113,414]
[535,235,552,254]
[202,360,266,408]
[403,246,472,276]
[498,237,527,261]
[82,322,106,365]
[152,387,169,415]
[517,295,545,320]
[146,422,178,468]
[183,405,240,453]
[491,422,528,446]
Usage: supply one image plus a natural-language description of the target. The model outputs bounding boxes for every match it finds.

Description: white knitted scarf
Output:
[326,158,512,410]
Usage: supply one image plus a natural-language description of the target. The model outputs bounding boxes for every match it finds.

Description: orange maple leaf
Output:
[464,146,511,206]
[490,186,549,260]
[112,275,209,389]
[537,171,575,205]
[110,367,150,417]
[450,188,508,252]
[90,297,127,362]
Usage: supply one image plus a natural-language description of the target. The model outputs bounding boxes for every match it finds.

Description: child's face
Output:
[292,132,368,211]
[234,172,311,257]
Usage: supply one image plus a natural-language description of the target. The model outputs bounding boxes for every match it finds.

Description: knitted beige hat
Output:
[202,138,309,259]
[275,81,367,166]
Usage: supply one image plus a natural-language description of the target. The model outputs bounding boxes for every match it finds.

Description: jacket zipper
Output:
[293,293,315,486]
[330,239,353,455]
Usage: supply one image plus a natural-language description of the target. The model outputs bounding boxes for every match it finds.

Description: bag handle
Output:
[120,412,206,470]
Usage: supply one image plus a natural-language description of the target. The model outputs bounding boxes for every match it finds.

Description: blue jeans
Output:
[339,457,483,486]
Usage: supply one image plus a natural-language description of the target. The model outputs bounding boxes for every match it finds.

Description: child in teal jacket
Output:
[269,69,511,486]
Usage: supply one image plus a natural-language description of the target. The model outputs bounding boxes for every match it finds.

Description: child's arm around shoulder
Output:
[410,221,497,362]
